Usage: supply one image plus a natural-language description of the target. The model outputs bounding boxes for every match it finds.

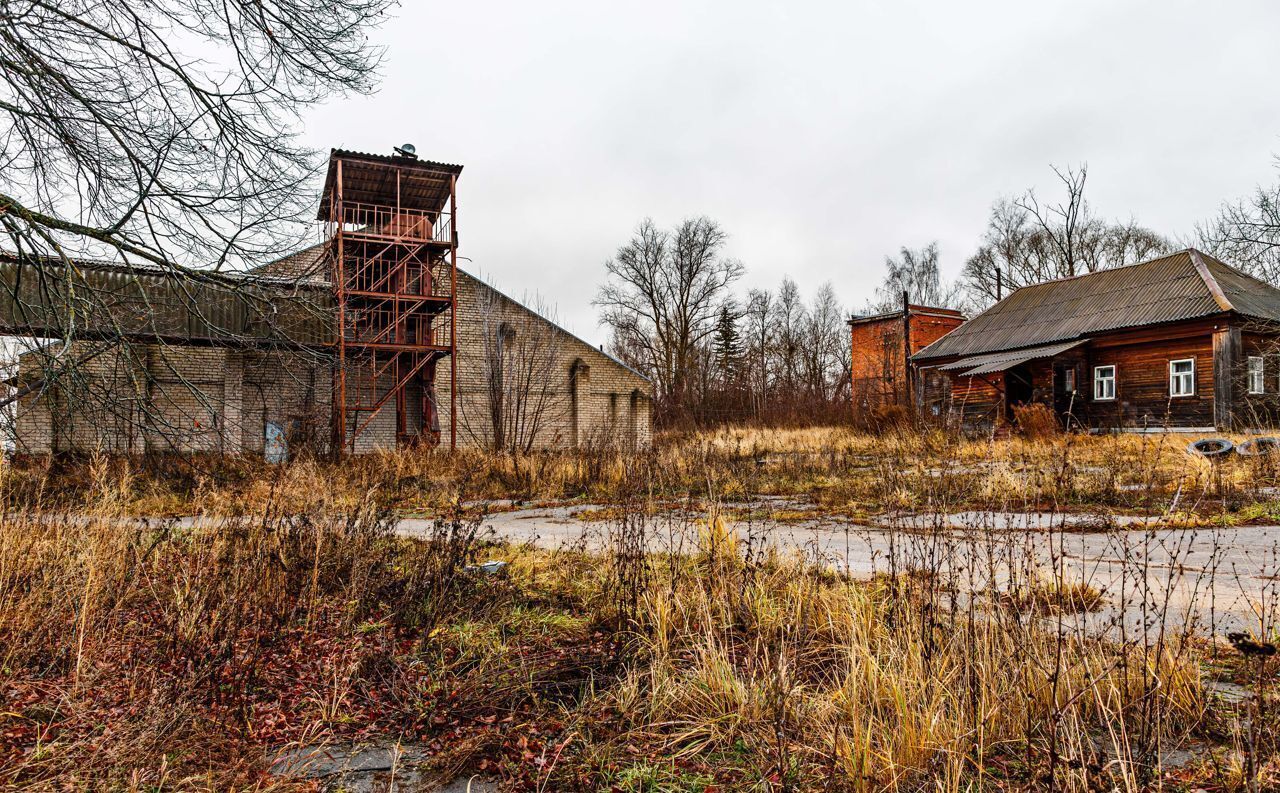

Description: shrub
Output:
[1012,402,1060,439]
[870,403,910,431]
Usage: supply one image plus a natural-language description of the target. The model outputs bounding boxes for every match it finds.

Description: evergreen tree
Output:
[713,303,741,384]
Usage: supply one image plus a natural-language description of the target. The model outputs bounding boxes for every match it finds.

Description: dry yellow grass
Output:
[4,425,1275,520]
[3,426,1279,789]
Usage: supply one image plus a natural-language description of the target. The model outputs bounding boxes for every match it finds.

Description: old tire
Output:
[1236,437,1280,457]
[1187,438,1234,458]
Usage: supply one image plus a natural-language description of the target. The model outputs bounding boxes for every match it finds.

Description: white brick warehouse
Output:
[11,251,651,456]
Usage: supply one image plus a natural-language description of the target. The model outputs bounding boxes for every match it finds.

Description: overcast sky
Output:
[301,0,1280,345]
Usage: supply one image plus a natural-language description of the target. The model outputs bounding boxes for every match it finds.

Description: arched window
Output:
[569,358,587,446]
[628,390,640,447]
[496,321,515,353]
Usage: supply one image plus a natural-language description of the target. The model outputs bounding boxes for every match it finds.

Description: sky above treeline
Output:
[301,0,1280,345]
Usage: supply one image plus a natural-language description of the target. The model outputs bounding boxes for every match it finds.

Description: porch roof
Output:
[935,339,1089,376]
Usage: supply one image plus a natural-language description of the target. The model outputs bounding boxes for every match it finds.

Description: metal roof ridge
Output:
[1001,248,1196,294]
[1188,248,1234,312]
[329,148,464,172]
[1194,248,1280,291]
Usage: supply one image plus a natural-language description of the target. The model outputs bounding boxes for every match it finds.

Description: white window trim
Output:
[1248,356,1265,395]
[1169,358,1195,398]
[1093,365,1116,401]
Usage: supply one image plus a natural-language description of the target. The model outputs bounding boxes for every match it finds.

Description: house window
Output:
[1063,368,1076,393]
[1169,359,1195,397]
[1249,356,1265,395]
[1094,365,1116,401]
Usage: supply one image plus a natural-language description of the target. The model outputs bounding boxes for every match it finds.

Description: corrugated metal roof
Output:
[0,254,333,347]
[937,339,1088,375]
[847,304,965,326]
[914,249,1280,361]
[317,149,462,220]
[1202,251,1280,322]
[328,148,464,173]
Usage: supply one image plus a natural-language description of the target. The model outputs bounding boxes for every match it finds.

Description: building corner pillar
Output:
[1212,325,1241,431]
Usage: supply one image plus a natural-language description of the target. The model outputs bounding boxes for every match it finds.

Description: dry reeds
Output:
[2,427,1279,790]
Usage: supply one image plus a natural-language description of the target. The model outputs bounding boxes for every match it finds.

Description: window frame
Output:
[1093,365,1116,401]
[1168,358,1195,398]
[1062,367,1076,394]
[1248,355,1265,395]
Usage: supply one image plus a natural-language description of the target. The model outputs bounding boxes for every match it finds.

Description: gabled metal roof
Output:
[0,253,333,348]
[914,249,1280,361]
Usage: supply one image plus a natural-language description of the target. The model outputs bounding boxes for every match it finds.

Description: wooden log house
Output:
[912,249,1280,432]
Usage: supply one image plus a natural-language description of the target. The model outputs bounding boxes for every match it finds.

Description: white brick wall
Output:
[437,272,652,451]
[12,271,652,456]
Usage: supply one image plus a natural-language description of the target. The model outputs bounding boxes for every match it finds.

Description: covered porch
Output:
[934,340,1090,429]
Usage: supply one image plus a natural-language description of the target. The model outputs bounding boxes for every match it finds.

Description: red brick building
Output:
[848,305,965,420]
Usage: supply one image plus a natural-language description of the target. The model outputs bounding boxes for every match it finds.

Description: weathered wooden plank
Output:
[1213,326,1241,430]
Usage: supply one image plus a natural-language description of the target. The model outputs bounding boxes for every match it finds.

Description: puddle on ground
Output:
[871,511,1153,531]
[1205,679,1254,705]
[269,741,499,792]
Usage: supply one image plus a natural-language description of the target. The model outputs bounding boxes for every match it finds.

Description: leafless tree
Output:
[962,165,1171,308]
[596,217,743,420]
[1097,219,1170,271]
[1197,170,1280,284]
[596,221,850,428]
[771,276,805,401]
[461,284,568,455]
[1018,164,1094,278]
[0,0,390,269]
[871,242,962,312]
[801,282,845,403]
[0,1,390,454]
[742,288,773,417]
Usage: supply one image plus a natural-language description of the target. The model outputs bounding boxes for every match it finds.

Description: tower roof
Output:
[317,149,462,219]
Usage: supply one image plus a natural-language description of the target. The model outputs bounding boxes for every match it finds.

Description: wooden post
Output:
[901,290,913,410]
[334,158,347,456]
[1213,325,1241,430]
[449,174,458,451]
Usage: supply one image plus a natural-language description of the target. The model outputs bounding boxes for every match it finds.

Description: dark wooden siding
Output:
[950,373,1003,431]
[1024,358,1054,407]
[1238,329,1280,427]
[1080,333,1215,429]
[921,314,1280,434]
[926,319,1230,432]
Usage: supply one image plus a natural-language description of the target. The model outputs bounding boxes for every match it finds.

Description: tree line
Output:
[873,161,1280,318]
[596,218,850,427]
[600,161,1280,430]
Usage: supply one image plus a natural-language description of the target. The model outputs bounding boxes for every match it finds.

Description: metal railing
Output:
[330,202,454,244]
[341,252,454,299]
[343,304,453,349]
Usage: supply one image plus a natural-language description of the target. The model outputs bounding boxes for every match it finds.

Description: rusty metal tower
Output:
[320,148,461,453]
